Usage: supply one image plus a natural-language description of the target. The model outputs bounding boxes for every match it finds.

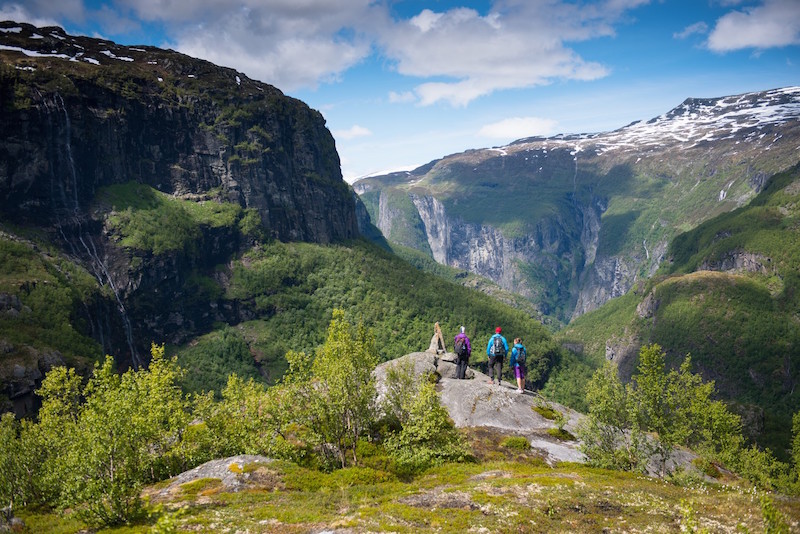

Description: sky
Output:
[2,1,799,182]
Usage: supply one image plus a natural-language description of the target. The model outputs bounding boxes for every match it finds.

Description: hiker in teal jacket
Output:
[510,338,526,394]
[485,327,508,386]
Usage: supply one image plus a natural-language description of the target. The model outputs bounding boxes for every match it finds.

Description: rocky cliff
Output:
[356,87,800,324]
[0,22,359,407]
[0,22,358,242]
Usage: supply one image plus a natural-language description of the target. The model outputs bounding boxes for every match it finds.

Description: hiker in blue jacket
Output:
[510,337,527,394]
[485,327,508,386]
[453,326,471,379]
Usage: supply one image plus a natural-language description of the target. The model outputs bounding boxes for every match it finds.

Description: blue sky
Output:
[3,1,799,181]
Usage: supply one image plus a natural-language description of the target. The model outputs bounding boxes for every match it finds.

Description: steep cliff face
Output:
[356,87,800,323]
[0,22,359,385]
[0,23,358,244]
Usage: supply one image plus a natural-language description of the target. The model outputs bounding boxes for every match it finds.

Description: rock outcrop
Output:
[374,352,586,466]
[0,22,358,244]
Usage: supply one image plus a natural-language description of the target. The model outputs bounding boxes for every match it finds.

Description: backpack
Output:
[515,346,526,364]
[454,337,467,357]
[490,336,506,357]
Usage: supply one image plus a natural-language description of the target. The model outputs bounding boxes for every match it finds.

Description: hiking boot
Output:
[516,388,524,394]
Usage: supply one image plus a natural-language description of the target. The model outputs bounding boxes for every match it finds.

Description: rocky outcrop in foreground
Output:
[374,351,586,466]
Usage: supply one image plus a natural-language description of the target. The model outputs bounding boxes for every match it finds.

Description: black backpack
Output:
[454,337,467,357]
[515,346,526,364]
[490,336,506,357]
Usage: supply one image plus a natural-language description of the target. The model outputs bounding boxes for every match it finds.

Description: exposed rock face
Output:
[700,252,773,275]
[0,23,358,244]
[0,343,66,417]
[377,188,607,318]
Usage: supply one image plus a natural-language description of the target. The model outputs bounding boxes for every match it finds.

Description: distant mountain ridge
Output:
[355,86,800,324]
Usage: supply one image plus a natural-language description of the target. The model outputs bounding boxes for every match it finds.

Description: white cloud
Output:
[388,90,416,104]
[708,0,800,51]
[375,0,643,107]
[333,125,372,140]
[478,117,559,140]
[0,2,66,27]
[5,0,651,105]
[674,21,709,40]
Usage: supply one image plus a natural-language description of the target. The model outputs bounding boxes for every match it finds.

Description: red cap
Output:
[495,327,502,333]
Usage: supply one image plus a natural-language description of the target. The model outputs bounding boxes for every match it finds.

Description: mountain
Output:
[558,162,800,457]
[0,23,557,416]
[354,87,800,325]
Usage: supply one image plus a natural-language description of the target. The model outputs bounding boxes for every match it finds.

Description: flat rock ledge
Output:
[157,455,274,496]
[374,351,587,466]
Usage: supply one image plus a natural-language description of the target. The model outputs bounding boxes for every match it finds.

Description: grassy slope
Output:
[0,231,104,393]
[558,163,800,456]
[21,449,800,533]
[189,237,559,391]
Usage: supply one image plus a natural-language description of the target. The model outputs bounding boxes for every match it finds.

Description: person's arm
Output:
[486,337,493,355]
[466,337,472,355]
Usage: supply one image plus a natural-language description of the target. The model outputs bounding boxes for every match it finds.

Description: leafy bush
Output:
[578,344,798,490]
[500,436,530,451]
[384,380,471,473]
[30,345,191,527]
[577,360,652,472]
[288,310,379,469]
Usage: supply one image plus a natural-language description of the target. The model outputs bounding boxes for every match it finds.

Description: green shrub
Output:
[500,436,530,451]
[533,405,559,420]
[384,380,471,473]
[34,345,191,527]
[547,427,576,441]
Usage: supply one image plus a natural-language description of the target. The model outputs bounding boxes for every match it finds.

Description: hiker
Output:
[510,337,527,394]
[485,327,508,386]
[453,326,471,379]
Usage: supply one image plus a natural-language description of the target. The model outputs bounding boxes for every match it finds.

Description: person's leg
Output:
[494,358,503,384]
[487,356,496,382]
[515,366,523,391]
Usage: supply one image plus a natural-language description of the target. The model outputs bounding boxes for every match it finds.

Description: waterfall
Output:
[46,93,142,368]
[55,93,79,214]
[77,234,142,368]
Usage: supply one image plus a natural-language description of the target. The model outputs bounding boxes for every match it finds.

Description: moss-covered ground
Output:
[19,454,800,533]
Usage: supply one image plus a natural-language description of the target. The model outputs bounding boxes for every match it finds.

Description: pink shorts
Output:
[514,366,525,379]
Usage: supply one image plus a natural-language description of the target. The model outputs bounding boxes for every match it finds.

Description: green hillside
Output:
[0,181,560,403]
[559,163,800,457]
[176,236,560,393]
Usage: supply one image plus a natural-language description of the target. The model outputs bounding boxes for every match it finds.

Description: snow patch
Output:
[100,50,134,62]
[0,44,72,60]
